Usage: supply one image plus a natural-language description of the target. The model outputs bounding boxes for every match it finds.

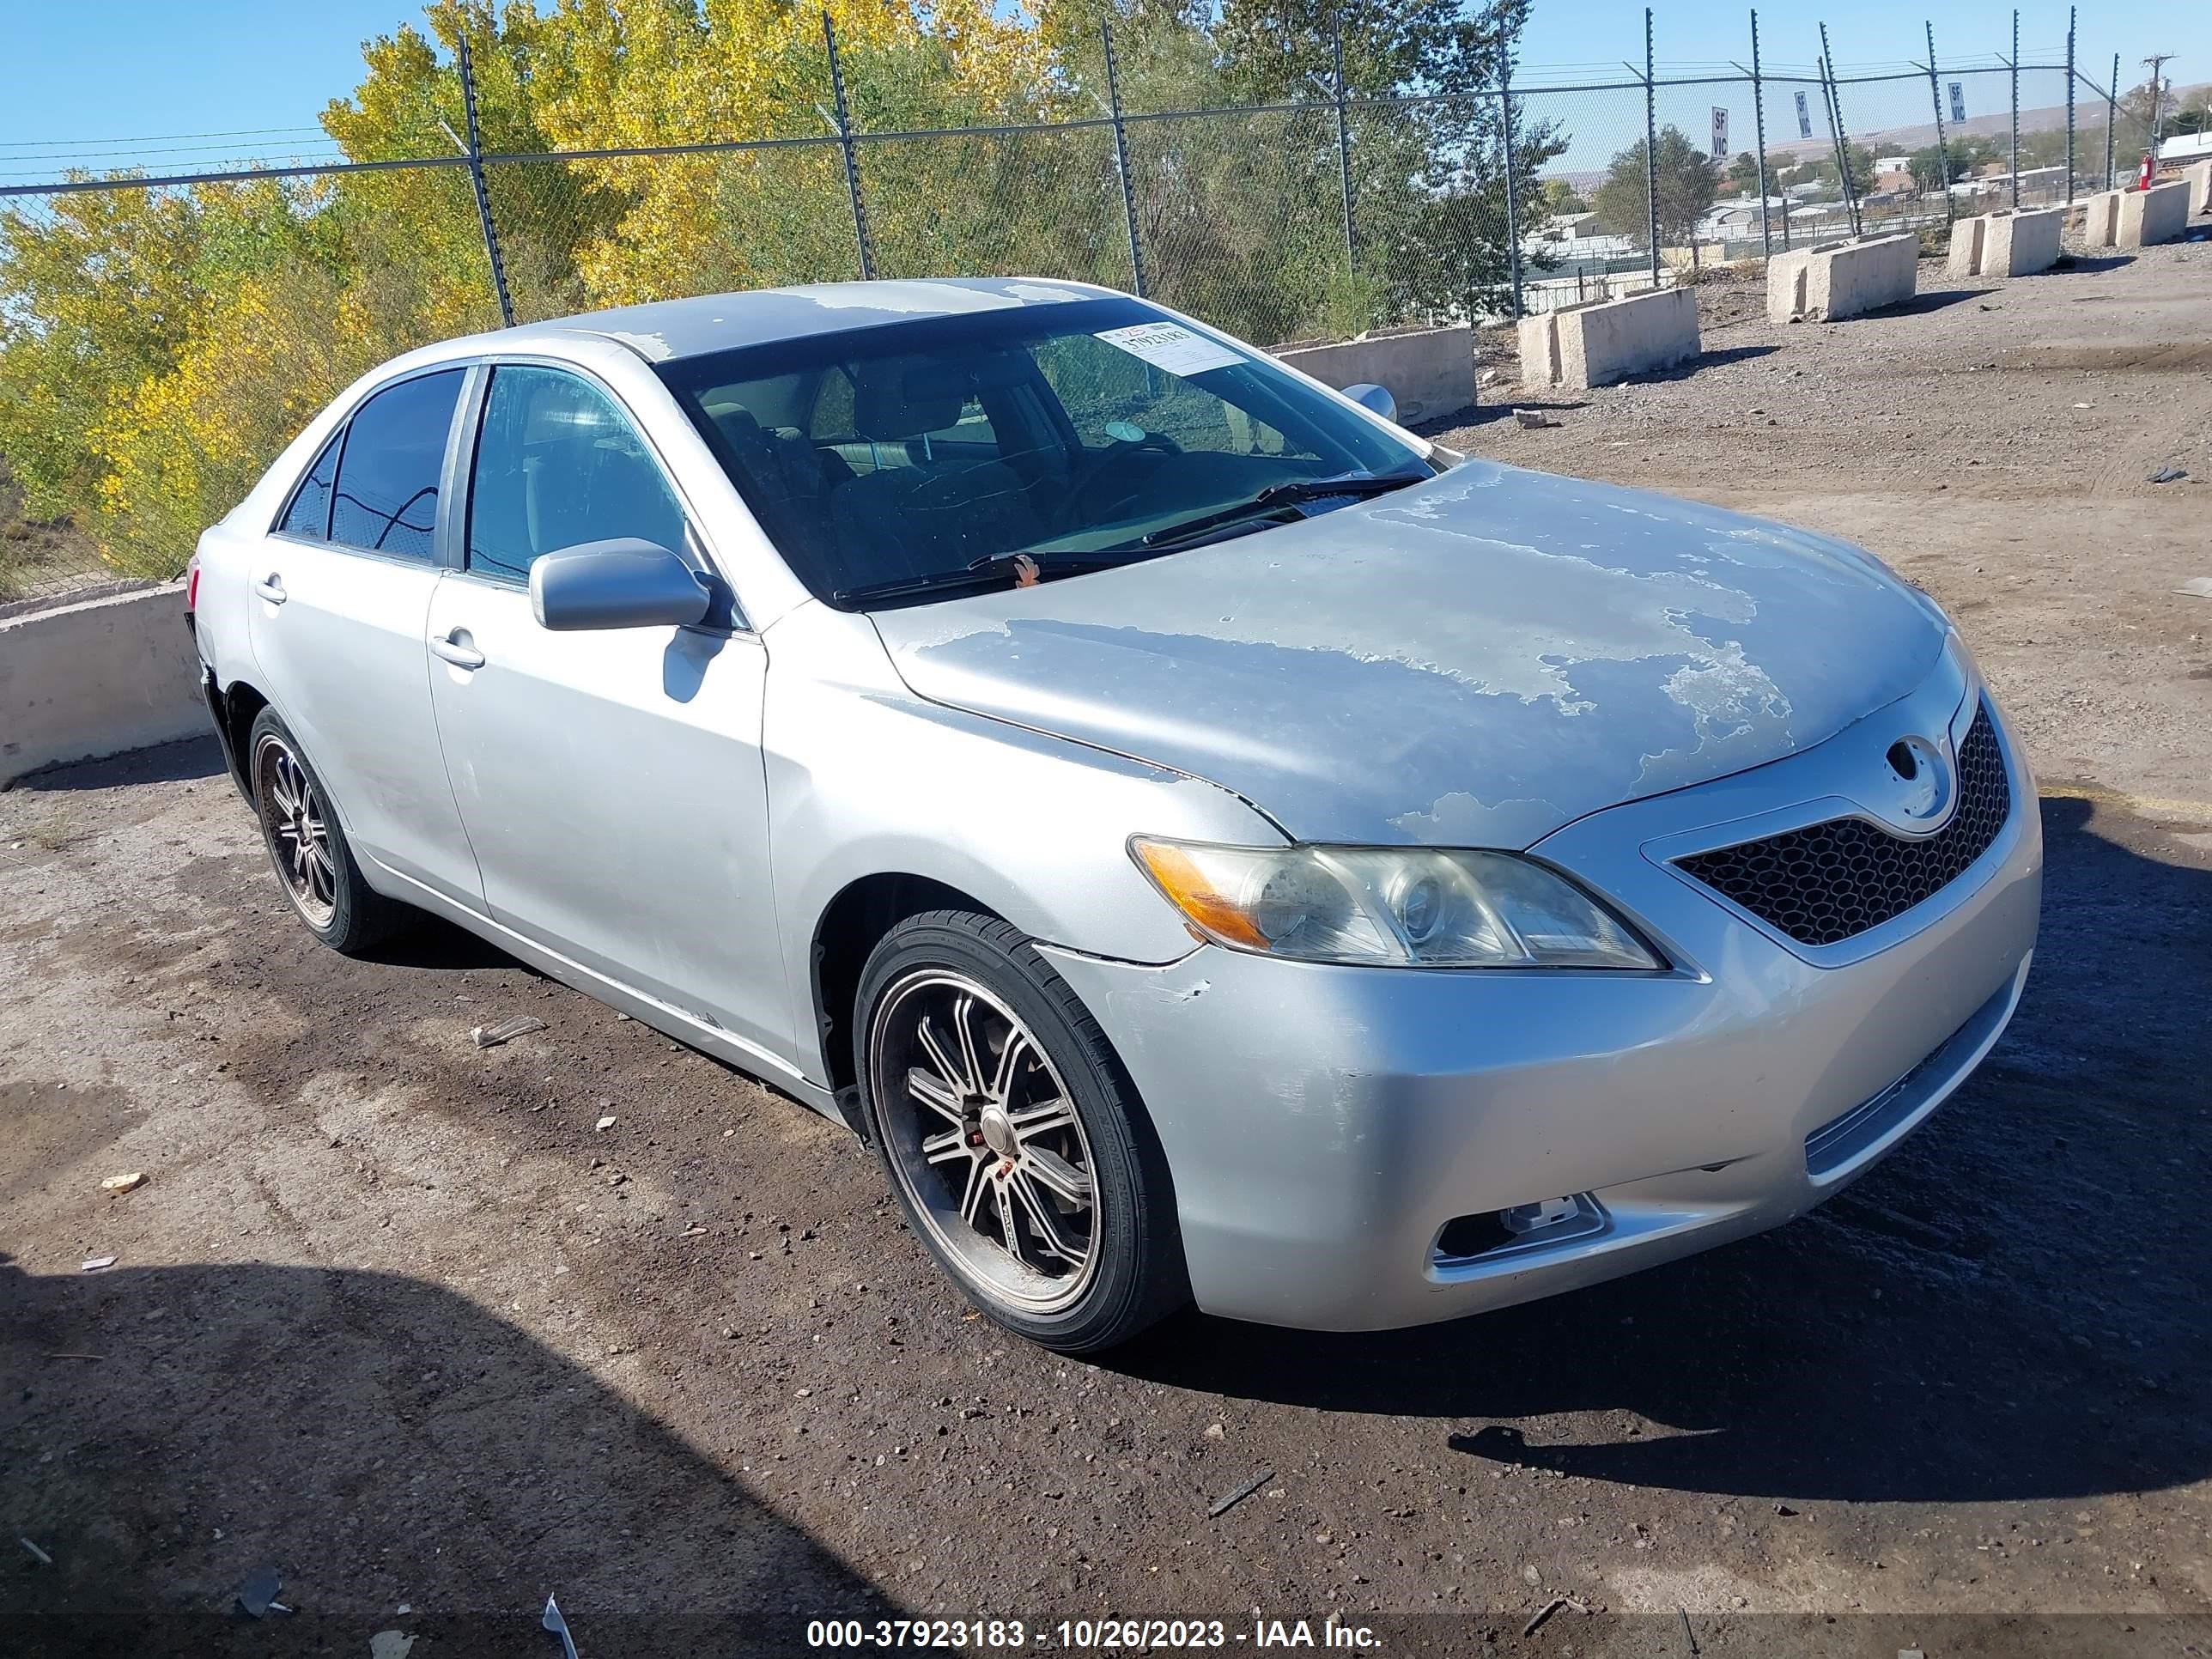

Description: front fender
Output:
[763,601,1278,1087]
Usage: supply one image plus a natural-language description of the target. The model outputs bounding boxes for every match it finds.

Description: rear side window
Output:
[465,366,685,583]
[329,369,466,561]
[277,430,342,539]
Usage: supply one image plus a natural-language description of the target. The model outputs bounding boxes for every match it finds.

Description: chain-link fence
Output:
[0,8,2176,585]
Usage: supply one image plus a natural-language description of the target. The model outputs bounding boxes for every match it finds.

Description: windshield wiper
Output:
[830,471,1428,607]
[1117,470,1426,555]
[832,549,1129,608]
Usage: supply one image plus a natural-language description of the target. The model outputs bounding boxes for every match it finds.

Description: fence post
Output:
[1925,22,1953,227]
[1817,25,1860,237]
[1749,10,1776,258]
[822,11,875,282]
[1642,7,1660,284]
[2064,8,2076,202]
[1498,40,1522,319]
[2008,9,2020,210]
[1100,22,1148,298]
[2105,54,2118,189]
[1331,18,1358,295]
[455,33,514,329]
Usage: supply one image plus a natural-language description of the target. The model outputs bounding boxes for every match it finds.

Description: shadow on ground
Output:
[1,1254,890,1656]
[1111,797,2212,1508]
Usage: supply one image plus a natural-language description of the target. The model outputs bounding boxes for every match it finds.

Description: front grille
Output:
[1674,703,2010,947]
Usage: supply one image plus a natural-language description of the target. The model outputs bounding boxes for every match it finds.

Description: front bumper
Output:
[1042,679,2043,1332]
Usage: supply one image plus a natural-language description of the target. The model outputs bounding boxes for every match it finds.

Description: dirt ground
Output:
[5,239,2211,1657]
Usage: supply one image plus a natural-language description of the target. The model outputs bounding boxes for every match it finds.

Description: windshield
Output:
[657,296,1431,609]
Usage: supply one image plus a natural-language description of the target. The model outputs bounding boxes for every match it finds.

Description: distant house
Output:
[1872,167,1916,193]
[2159,131,2212,164]
[1874,155,1912,174]
[1538,211,1601,240]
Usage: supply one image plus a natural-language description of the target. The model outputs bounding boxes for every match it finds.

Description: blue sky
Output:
[2,0,2197,184]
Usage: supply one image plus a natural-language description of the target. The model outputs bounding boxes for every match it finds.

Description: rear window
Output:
[328,369,466,561]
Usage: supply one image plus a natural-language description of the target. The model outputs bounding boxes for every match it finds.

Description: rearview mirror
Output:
[530,539,712,632]
[1342,383,1398,422]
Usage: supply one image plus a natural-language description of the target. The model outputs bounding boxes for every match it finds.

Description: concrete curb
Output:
[0,583,205,785]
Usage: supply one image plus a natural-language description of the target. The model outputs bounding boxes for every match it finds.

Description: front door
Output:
[247,368,483,907]
[424,362,790,1065]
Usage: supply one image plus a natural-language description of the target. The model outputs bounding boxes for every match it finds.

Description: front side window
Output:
[466,365,686,583]
[277,429,343,539]
[328,369,466,561]
[659,297,1430,609]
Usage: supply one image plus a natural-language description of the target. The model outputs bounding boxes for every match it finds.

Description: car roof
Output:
[492,276,1127,365]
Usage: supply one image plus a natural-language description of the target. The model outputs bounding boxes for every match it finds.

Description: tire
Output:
[855,910,1188,1352]
[246,707,409,957]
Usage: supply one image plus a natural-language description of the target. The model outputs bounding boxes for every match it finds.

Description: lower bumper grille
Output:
[1674,702,2010,947]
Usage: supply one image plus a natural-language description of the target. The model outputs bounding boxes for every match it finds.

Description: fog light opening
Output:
[1432,1194,1604,1268]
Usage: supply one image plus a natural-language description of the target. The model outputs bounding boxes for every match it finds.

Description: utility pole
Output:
[2142,52,2176,159]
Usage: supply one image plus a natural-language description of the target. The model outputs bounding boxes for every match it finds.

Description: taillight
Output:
[185,554,201,612]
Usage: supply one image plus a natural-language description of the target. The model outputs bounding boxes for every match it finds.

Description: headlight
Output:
[1129,838,1662,969]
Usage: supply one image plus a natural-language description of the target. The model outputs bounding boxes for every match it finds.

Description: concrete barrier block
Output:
[2081,190,2121,247]
[2118,181,2189,247]
[1983,208,2063,276]
[0,584,205,784]
[2189,160,2212,216]
[1768,234,1917,323]
[1517,312,1561,388]
[1765,246,1816,322]
[1945,216,1988,277]
[1274,324,1474,422]
[1522,285,1699,389]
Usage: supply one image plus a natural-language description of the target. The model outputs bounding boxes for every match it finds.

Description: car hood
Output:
[869,459,1950,848]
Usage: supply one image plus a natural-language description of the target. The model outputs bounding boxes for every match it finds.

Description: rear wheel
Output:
[856,911,1186,1352]
[247,708,407,956]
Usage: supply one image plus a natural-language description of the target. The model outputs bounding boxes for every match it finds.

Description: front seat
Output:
[824,368,1043,592]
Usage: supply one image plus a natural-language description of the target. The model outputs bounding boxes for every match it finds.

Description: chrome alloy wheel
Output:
[869,971,1101,1313]
[253,732,337,928]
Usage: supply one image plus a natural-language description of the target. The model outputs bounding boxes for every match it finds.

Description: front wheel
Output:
[855,911,1187,1352]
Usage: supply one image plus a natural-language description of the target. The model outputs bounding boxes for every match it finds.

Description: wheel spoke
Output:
[1007,1097,1074,1138]
[958,1158,990,1225]
[921,1127,970,1165]
[992,1173,1021,1255]
[1021,1143,1092,1207]
[906,1066,965,1127]
[1011,1169,1086,1267]
[952,994,987,1101]
[988,1029,1030,1106]
[917,1017,973,1098]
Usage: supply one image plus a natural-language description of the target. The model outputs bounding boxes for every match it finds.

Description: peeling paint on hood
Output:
[871,461,1950,849]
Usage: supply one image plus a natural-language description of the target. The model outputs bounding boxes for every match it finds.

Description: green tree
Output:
[1592,125,1718,252]
[1726,150,1761,193]
[1538,178,1588,216]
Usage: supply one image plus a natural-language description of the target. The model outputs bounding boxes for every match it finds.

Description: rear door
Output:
[247,368,483,907]
[422,361,788,1062]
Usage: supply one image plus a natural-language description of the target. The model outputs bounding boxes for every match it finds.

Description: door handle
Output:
[254,574,286,605]
[430,629,485,671]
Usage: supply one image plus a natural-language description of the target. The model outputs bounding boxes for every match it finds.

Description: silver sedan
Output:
[187,278,2040,1352]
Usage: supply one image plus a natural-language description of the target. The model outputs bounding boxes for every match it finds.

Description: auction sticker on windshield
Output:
[1095,321,1243,378]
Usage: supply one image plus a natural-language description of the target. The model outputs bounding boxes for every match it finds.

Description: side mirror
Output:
[530,539,712,631]
[1342,382,1397,423]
